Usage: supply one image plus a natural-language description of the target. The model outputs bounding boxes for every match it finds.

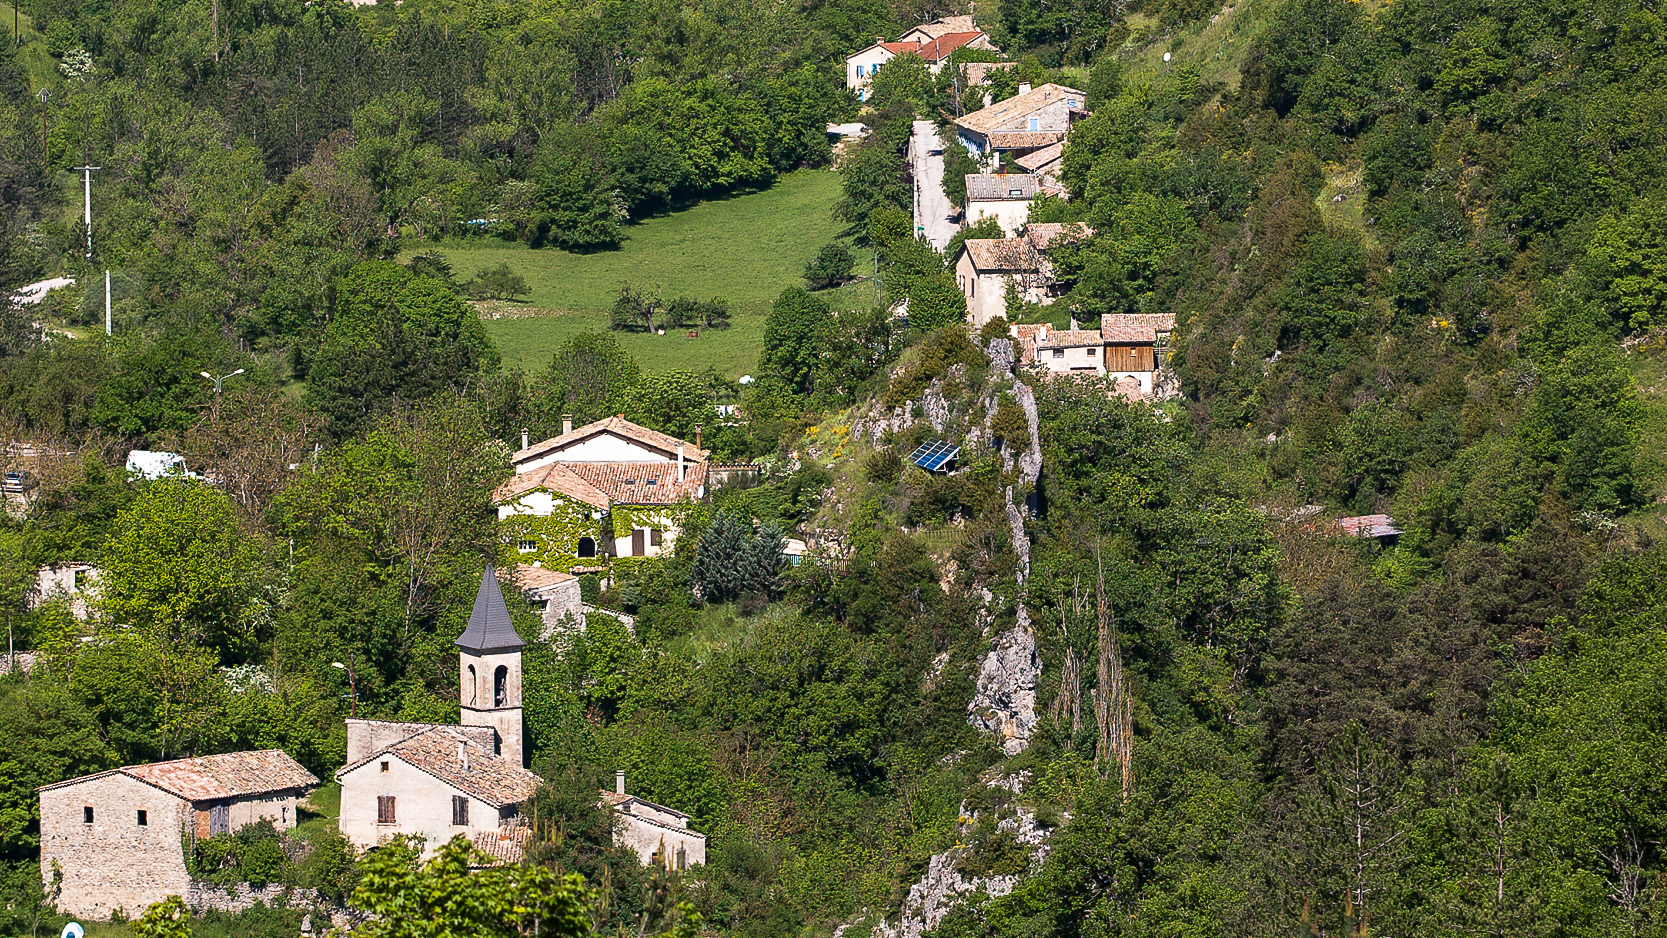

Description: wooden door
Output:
[631,529,645,556]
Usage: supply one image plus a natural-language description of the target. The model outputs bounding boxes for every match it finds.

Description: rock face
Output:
[967,617,1040,755]
[871,778,1052,938]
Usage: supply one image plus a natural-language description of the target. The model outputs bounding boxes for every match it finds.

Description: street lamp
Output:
[331,659,358,718]
[200,368,245,395]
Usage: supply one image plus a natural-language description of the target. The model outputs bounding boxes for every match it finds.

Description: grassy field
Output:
[3,2,60,92]
[412,170,878,377]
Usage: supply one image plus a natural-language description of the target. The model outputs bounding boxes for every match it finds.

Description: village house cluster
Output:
[36,563,707,919]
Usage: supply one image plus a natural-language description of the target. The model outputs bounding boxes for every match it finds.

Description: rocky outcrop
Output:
[870,776,1052,938]
[967,614,1040,755]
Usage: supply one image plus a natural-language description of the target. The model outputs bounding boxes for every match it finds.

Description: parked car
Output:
[2,470,37,493]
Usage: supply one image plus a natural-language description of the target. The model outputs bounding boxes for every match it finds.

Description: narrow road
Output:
[910,120,959,252]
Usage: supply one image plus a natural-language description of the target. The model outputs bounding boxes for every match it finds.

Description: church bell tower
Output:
[456,564,526,766]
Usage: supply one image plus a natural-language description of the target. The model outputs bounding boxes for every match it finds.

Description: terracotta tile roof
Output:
[513,417,706,468]
[1025,222,1092,250]
[470,824,532,866]
[1015,142,1064,172]
[563,461,707,505]
[986,131,1067,150]
[42,750,318,801]
[960,238,1035,272]
[917,31,984,62]
[878,41,920,54]
[919,14,976,35]
[956,84,1086,135]
[496,462,612,508]
[598,790,693,822]
[1100,313,1176,343]
[1037,329,1104,349]
[966,173,1040,201]
[513,564,577,593]
[341,729,542,808]
[1337,514,1402,538]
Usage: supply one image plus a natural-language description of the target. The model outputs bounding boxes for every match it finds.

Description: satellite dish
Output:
[1163,52,1172,62]
[62,924,85,938]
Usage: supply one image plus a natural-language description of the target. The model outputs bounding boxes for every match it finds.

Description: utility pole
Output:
[34,89,48,169]
[73,165,100,259]
[104,269,111,336]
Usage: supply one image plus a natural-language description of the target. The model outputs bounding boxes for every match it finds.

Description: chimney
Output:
[678,445,686,483]
[695,426,703,449]
[520,427,528,450]
[616,770,627,795]
[1019,81,1032,95]
[1039,325,1049,341]
[459,743,470,774]
[561,414,573,435]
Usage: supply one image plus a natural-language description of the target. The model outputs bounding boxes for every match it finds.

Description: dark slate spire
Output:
[455,564,525,653]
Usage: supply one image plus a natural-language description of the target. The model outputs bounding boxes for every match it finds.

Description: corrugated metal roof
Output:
[966,173,1040,201]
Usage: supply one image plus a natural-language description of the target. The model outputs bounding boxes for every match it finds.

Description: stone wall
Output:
[185,881,322,913]
[40,773,192,920]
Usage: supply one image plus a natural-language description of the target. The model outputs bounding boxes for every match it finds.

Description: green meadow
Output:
[411,170,878,377]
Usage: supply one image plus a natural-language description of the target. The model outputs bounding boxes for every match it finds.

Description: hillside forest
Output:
[4,0,1667,936]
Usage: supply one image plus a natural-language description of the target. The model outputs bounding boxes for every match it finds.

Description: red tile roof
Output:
[956,84,1086,135]
[1036,329,1103,349]
[339,729,542,808]
[1100,313,1176,344]
[471,824,533,866]
[42,750,318,801]
[878,41,919,54]
[961,238,1035,272]
[917,31,984,62]
[1336,514,1402,538]
[1025,222,1093,250]
[495,462,612,508]
[986,131,1067,150]
[1015,141,1064,172]
[563,461,707,505]
[513,564,578,593]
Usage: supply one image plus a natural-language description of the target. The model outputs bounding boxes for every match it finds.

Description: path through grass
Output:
[412,170,877,377]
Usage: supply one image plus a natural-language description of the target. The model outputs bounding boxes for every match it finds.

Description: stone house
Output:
[954,83,1087,157]
[1014,141,1065,191]
[953,223,1093,327]
[513,564,583,638]
[965,173,1041,235]
[338,565,541,856]
[844,16,995,100]
[336,727,542,857]
[1012,313,1176,398]
[39,751,317,919]
[33,562,100,619]
[604,772,707,870]
[1099,313,1175,398]
[499,417,711,571]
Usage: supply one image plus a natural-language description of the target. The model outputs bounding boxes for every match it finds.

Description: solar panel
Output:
[908,439,961,472]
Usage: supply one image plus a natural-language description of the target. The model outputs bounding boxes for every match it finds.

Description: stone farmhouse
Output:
[1013,313,1176,399]
[514,563,583,637]
[605,772,706,870]
[953,223,1093,327]
[844,16,997,100]
[965,173,1044,235]
[499,416,710,573]
[32,561,100,619]
[954,83,1087,158]
[338,565,707,867]
[39,751,317,919]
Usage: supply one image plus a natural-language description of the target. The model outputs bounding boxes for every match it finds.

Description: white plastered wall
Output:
[337,756,499,856]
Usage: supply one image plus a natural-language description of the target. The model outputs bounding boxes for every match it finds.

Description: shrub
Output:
[804,244,856,290]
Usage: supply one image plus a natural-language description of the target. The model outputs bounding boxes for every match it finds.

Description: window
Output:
[137,810,147,826]
[517,539,536,553]
[380,761,390,773]
[645,478,657,486]
[650,529,662,547]
[1068,98,1077,108]
[1028,117,1039,131]
[577,537,597,558]
[83,806,93,824]
[210,803,230,836]
[466,665,477,706]
[1052,349,1064,358]
[676,845,688,871]
[494,665,509,707]
[452,796,469,826]
[856,64,864,76]
[1086,347,1096,356]
[377,796,397,824]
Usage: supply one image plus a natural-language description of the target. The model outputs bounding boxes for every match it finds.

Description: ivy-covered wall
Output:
[499,490,606,572]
